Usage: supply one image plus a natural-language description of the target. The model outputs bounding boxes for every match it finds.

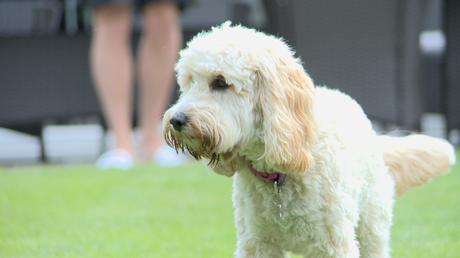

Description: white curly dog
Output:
[162,22,456,258]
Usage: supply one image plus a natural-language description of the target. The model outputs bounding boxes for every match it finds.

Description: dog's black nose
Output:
[170,113,187,132]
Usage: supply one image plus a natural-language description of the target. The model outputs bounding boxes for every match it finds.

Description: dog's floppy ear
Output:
[255,53,317,174]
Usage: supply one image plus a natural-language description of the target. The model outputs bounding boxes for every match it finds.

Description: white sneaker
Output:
[95,149,134,170]
[153,145,187,167]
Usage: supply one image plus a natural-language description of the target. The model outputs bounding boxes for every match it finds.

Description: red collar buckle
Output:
[248,164,286,187]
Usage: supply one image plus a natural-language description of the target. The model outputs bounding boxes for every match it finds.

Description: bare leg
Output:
[90,5,135,156]
[137,2,182,160]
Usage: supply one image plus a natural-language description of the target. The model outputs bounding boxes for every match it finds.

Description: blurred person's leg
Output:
[137,1,182,160]
[90,4,136,158]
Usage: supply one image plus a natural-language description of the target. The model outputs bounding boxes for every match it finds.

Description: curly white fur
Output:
[162,22,456,258]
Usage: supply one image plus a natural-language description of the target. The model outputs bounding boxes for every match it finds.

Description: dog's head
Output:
[163,22,317,176]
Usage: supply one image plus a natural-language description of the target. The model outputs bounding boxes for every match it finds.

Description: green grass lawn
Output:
[1,152,459,258]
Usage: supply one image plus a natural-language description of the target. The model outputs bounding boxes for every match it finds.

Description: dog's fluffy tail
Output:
[378,134,456,196]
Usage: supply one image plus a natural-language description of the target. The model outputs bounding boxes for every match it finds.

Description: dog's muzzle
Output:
[169,113,188,132]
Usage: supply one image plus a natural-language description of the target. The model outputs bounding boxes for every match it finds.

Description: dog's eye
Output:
[211,76,230,90]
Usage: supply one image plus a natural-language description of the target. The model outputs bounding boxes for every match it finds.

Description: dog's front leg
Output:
[234,212,288,257]
[316,199,361,258]
[235,238,289,258]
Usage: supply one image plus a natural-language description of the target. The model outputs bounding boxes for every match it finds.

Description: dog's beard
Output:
[163,120,223,166]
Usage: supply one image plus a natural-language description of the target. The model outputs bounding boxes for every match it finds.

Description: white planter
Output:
[0,128,41,164]
[43,124,104,163]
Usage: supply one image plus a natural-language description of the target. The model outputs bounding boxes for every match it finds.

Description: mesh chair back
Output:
[263,0,427,130]
[444,0,460,130]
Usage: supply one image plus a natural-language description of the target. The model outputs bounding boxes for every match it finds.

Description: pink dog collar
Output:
[248,164,286,187]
